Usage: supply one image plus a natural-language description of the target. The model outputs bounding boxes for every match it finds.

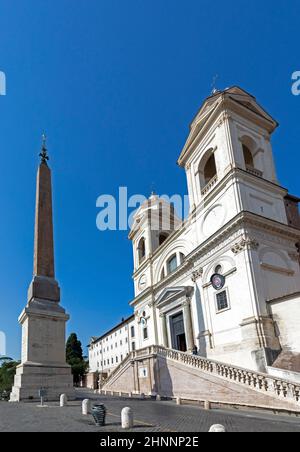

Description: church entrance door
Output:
[170,312,187,352]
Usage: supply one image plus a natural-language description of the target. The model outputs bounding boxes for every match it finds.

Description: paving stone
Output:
[1,389,300,433]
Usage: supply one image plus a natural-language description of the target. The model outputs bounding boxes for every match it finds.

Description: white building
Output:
[87,315,136,388]
[91,86,300,392]
[128,86,300,375]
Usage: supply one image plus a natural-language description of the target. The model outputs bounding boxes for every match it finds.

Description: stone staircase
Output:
[102,345,300,413]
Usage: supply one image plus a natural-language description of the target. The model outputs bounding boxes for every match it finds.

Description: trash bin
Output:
[92,404,107,426]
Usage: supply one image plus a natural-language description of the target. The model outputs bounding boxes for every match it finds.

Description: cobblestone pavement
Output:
[1,389,300,432]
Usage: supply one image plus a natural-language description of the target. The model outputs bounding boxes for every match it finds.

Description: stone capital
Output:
[231,237,259,255]
[191,267,203,283]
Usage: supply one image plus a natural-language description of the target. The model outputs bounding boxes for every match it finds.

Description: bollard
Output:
[204,400,211,410]
[60,394,67,407]
[176,397,182,405]
[119,391,123,397]
[121,407,134,429]
[82,399,91,416]
[209,424,226,432]
[156,395,161,401]
[129,392,133,398]
[140,393,145,400]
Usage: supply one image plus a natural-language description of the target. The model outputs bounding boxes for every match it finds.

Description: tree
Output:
[0,361,19,395]
[66,333,88,385]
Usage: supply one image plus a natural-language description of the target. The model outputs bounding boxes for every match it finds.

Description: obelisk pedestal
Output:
[10,140,74,402]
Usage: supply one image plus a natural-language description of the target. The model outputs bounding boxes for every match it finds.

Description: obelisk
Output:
[10,137,74,402]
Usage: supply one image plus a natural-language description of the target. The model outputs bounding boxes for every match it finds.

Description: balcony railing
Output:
[201,174,218,196]
[246,166,263,178]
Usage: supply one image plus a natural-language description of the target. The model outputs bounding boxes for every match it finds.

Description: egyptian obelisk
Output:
[10,137,74,401]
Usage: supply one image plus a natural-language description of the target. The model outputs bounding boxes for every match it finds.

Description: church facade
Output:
[90,86,300,389]
[128,86,300,376]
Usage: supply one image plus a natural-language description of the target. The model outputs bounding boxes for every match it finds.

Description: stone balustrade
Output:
[152,346,300,406]
[201,175,218,196]
[246,166,263,178]
[103,344,300,407]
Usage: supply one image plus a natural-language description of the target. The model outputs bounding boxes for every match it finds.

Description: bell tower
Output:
[178,86,287,227]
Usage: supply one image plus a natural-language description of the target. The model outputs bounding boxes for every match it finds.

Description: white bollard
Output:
[129,392,133,398]
[119,391,123,397]
[140,393,145,399]
[176,397,182,405]
[121,407,134,429]
[156,395,161,401]
[82,399,91,416]
[60,394,67,407]
[204,400,211,410]
[209,424,226,432]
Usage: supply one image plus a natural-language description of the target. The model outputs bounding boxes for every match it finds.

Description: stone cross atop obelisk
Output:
[33,135,55,279]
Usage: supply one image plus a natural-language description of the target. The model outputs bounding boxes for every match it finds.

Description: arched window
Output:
[204,154,217,186]
[167,254,178,274]
[159,232,169,246]
[243,144,254,169]
[179,253,185,264]
[214,264,223,274]
[137,238,146,264]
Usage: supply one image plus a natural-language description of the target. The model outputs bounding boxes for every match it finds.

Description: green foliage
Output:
[0,361,19,394]
[66,333,88,385]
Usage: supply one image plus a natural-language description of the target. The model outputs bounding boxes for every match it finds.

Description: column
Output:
[182,299,194,352]
[160,313,168,348]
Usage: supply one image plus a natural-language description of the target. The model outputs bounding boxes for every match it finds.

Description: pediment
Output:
[156,286,193,308]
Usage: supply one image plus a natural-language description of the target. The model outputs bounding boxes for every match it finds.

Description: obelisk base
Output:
[10,294,75,402]
[10,362,75,402]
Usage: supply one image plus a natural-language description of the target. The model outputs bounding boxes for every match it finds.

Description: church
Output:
[89,87,300,409]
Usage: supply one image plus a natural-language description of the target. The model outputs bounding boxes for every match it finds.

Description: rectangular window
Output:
[116,356,118,363]
[216,290,229,312]
[143,327,148,340]
[111,358,114,364]
[132,342,136,351]
[131,326,135,338]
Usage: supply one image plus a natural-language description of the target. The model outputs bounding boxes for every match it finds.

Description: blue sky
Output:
[0,0,299,359]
